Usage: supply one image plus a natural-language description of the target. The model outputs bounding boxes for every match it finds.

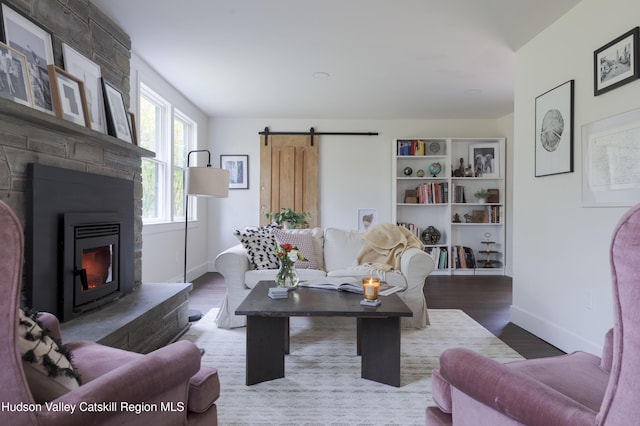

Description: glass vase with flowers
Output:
[274,243,306,288]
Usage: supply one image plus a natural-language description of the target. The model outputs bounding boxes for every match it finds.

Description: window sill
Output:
[142,219,200,235]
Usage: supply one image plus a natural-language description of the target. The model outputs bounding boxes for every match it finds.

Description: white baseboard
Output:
[510,305,602,356]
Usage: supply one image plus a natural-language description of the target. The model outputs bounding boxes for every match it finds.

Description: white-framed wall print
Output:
[358,209,377,231]
[0,2,54,114]
[582,107,640,207]
[62,43,106,133]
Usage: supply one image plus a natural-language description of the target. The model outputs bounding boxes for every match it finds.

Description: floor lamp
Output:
[184,149,229,321]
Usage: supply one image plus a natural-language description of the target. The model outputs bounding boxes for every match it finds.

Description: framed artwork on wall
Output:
[0,2,54,114]
[0,41,32,107]
[358,209,377,231]
[62,43,107,133]
[47,65,90,127]
[220,154,249,189]
[594,27,639,96]
[535,80,574,177]
[582,107,640,207]
[468,143,500,178]
[101,78,132,143]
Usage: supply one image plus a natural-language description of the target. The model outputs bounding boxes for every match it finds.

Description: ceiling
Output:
[90,0,582,120]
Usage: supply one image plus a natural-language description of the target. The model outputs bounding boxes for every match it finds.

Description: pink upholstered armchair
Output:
[0,200,220,425]
[426,203,640,425]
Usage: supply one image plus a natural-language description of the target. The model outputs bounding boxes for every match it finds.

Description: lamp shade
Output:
[187,167,230,197]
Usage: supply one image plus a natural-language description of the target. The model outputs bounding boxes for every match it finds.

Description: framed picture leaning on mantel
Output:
[62,43,106,133]
[594,27,639,96]
[535,80,574,177]
[47,65,90,128]
[101,78,132,143]
[0,41,32,107]
[0,2,54,114]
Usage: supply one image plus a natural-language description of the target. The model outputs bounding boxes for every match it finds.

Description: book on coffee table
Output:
[298,277,402,296]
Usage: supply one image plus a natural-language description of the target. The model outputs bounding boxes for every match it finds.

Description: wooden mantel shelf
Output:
[0,97,154,158]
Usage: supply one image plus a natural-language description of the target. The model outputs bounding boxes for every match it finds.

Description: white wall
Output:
[130,52,214,283]
[511,0,640,354]
[497,113,514,276]
[208,118,506,269]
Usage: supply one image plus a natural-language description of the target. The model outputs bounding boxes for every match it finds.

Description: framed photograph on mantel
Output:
[47,65,90,127]
[0,2,54,114]
[220,154,249,189]
[62,43,106,133]
[0,41,32,107]
[101,78,132,143]
[535,80,574,177]
[594,27,639,96]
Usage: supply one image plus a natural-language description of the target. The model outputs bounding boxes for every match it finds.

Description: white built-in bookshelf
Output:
[392,137,506,275]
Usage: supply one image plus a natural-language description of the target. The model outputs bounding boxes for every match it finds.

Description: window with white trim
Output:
[139,83,196,223]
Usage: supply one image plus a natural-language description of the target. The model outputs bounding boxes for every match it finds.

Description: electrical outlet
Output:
[584,290,593,310]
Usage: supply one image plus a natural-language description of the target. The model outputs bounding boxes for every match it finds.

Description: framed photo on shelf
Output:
[0,41,32,107]
[128,112,137,145]
[47,65,90,127]
[535,80,574,177]
[582,107,640,207]
[357,209,378,231]
[0,2,54,114]
[594,27,639,96]
[220,154,248,189]
[62,43,106,133]
[468,143,499,178]
[101,78,132,143]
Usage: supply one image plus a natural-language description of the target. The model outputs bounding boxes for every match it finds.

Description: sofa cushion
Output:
[273,228,319,269]
[18,309,81,402]
[323,228,364,271]
[234,226,280,269]
[245,268,327,288]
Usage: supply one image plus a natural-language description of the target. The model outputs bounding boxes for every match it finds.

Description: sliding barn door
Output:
[260,134,318,227]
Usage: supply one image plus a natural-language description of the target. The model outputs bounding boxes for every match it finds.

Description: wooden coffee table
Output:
[235,280,413,387]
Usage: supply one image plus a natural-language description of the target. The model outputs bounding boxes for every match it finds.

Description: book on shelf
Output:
[298,277,402,296]
[452,246,476,269]
[425,246,449,270]
[451,184,467,203]
[415,182,448,204]
[397,139,426,156]
[487,188,499,203]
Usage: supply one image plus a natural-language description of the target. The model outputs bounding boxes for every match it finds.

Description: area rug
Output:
[182,308,522,425]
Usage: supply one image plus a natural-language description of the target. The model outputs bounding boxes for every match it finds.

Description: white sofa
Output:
[214,227,435,329]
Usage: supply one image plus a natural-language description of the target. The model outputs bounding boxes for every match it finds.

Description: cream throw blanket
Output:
[356,223,423,272]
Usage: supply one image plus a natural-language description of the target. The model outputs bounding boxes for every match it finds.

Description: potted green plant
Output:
[264,208,311,229]
[474,189,490,203]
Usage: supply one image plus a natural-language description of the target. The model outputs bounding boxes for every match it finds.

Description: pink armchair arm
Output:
[36,340,201,425]
[439,348,597,426]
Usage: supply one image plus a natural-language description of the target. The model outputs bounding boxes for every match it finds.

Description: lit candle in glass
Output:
[362,277,380,301]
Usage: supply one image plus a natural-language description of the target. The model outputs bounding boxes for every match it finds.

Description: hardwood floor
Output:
[188,272,564,359]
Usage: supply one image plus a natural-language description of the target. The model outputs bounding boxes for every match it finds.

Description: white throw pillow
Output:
[323,228,364,271]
